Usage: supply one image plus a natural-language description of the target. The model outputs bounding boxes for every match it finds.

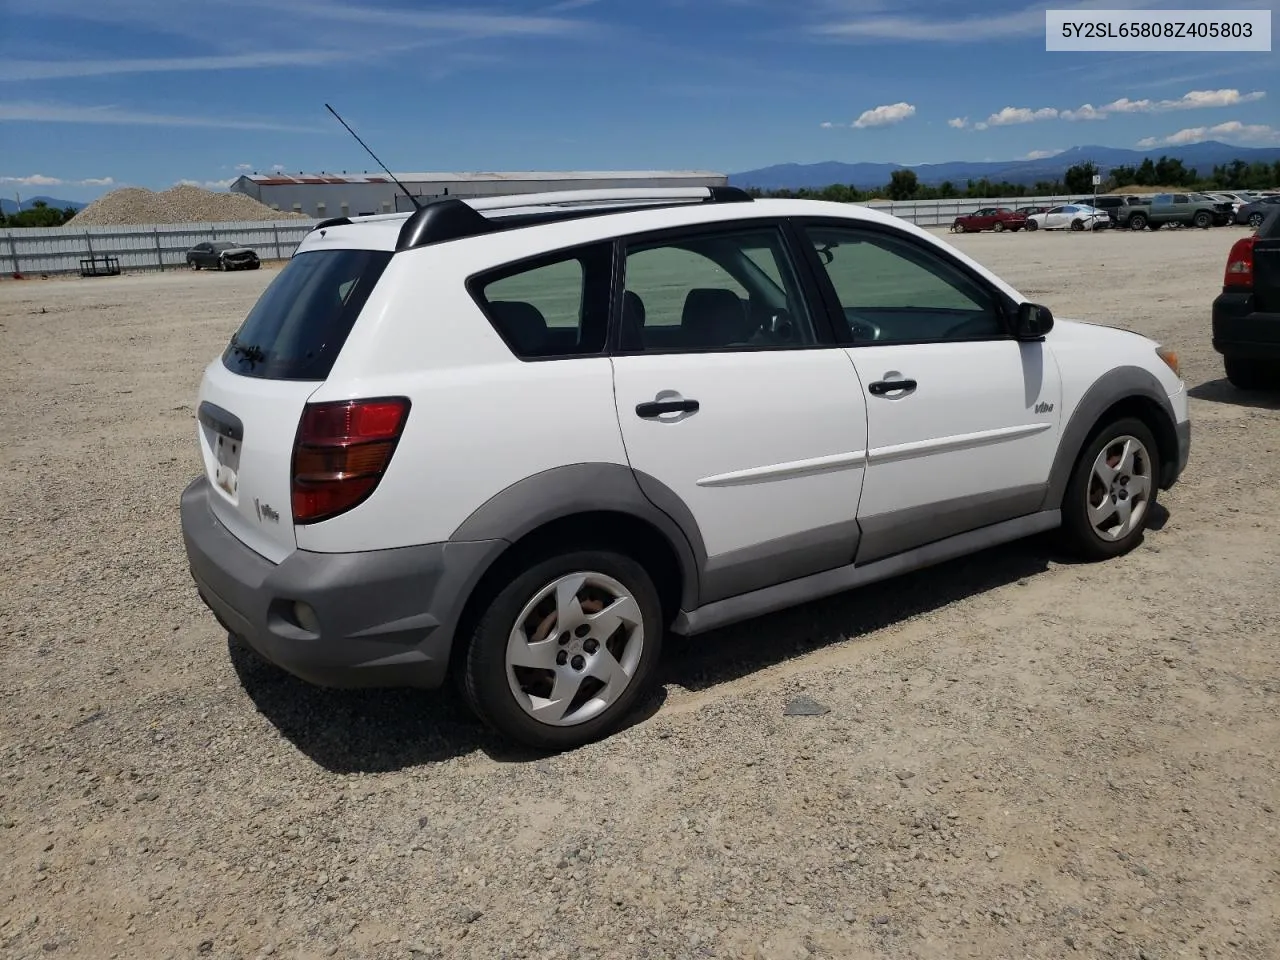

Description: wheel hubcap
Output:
[1087,435,1152,542]
[505,572,644,727]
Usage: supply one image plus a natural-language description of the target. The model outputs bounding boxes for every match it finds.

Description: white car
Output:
[1026,204,1111,231]
[180,186,1191,749]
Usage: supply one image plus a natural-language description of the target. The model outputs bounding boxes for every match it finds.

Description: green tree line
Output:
[0,199,81,228]
[746,156,1280,203]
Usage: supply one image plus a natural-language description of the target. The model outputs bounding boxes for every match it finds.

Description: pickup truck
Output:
[1118,193,1232,231]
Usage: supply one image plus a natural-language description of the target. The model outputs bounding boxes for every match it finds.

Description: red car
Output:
[950,206,1028,233]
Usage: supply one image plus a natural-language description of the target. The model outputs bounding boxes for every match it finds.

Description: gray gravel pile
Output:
[70,184,309,226]
[1,229,1278,960]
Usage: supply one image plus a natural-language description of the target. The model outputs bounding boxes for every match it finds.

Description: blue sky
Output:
[2,0,1276,201]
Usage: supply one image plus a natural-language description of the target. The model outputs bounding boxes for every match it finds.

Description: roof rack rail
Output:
[395,185,752,252]
[312,216,353,231]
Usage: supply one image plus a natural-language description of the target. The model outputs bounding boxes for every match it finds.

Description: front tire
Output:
[1193,211,1212,229]
[1071,219,1084,232]
[1129,213,1148,230]
[1225,357,1277,390]
[1026,220,1038,231]
[1249,212,1266,229]
[1059,417,1160,562]
[462,549,664,751]
[993,221,1004,233]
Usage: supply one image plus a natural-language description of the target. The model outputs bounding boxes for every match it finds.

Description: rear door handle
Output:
[868,379,917,397]
[636,398,700,418]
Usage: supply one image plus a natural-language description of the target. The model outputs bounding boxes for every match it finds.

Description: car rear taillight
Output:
[1223,237,1256,289]
[291,397,411,524]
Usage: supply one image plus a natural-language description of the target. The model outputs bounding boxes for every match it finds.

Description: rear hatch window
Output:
[223,248,392,381]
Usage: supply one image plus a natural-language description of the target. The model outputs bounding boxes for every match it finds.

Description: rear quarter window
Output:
[222,249,392,381]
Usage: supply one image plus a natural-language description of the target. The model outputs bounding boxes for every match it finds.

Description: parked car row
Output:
[950,192,1280,234]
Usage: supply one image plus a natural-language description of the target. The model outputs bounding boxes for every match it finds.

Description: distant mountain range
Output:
[730,141,1280,190]
[1,196,88,214]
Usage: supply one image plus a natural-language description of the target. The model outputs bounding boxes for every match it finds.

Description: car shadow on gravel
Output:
[660,531,1120,694]
[1189,378,1280,410]
[226,636,668,771]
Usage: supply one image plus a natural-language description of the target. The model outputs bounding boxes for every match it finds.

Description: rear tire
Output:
[462,549,664,751]
[1059,417,1160,562]
[993,222,1004,233]
[1129,213,1148,230]
[1249,212,1266,229]
[1225,357,1277,390]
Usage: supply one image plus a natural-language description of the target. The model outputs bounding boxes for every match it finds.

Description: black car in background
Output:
[185,241,261,271]
[1212,208,1280,389]
[1236,196,1280,229]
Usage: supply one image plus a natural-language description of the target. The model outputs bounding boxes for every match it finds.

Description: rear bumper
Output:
[1212,292,1280,360]
[180,476,505,689]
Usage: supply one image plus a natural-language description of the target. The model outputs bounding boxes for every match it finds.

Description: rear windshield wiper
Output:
[229,341,266,366]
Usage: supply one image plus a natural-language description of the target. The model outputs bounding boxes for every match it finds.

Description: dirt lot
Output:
[2,226,1278,960]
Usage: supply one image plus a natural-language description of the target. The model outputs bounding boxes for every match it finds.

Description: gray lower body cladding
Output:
[180,476,503,689]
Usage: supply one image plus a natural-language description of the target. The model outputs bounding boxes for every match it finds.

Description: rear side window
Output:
[223,249,391,381]
[470,242,612,360]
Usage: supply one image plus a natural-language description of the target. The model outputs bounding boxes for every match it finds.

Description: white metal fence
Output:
[0,194,1114,278]
[2,219,319,277]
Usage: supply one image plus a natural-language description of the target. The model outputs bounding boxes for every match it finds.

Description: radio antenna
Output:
[324,103,422,211]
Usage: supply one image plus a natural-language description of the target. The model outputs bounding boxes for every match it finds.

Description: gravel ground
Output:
[2,226,1278,960]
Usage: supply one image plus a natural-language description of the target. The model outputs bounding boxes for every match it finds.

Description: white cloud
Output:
[1064,88,1266,121]
[1138,121,1280,148]
[0,51,358,82]
[0,174,115,187]
[0,173,64,186]
[1061,103,1108,121]
[271,163,286,172]
[852,101,915,128]
[983,106,1058,126]
[947,116,968,129]
[1023,149,1063,160]
[235,163,253,171]
[819,120,837,128]
[0,101,323,132]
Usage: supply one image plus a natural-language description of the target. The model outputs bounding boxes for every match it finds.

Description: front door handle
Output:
[868,378,917,397]
[636,398,700,418]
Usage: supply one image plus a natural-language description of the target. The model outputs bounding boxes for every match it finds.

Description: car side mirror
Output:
[1013,302,1054,340]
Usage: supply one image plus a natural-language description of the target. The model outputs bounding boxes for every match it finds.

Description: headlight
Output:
[1156,346,1180,377]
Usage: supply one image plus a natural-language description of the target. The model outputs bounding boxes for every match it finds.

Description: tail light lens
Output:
[1223,237,1255,289]
[291,397,411,524]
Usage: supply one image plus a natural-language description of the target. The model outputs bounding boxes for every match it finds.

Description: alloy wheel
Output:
[505,571,645,727]
[1087,435,1152,542]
